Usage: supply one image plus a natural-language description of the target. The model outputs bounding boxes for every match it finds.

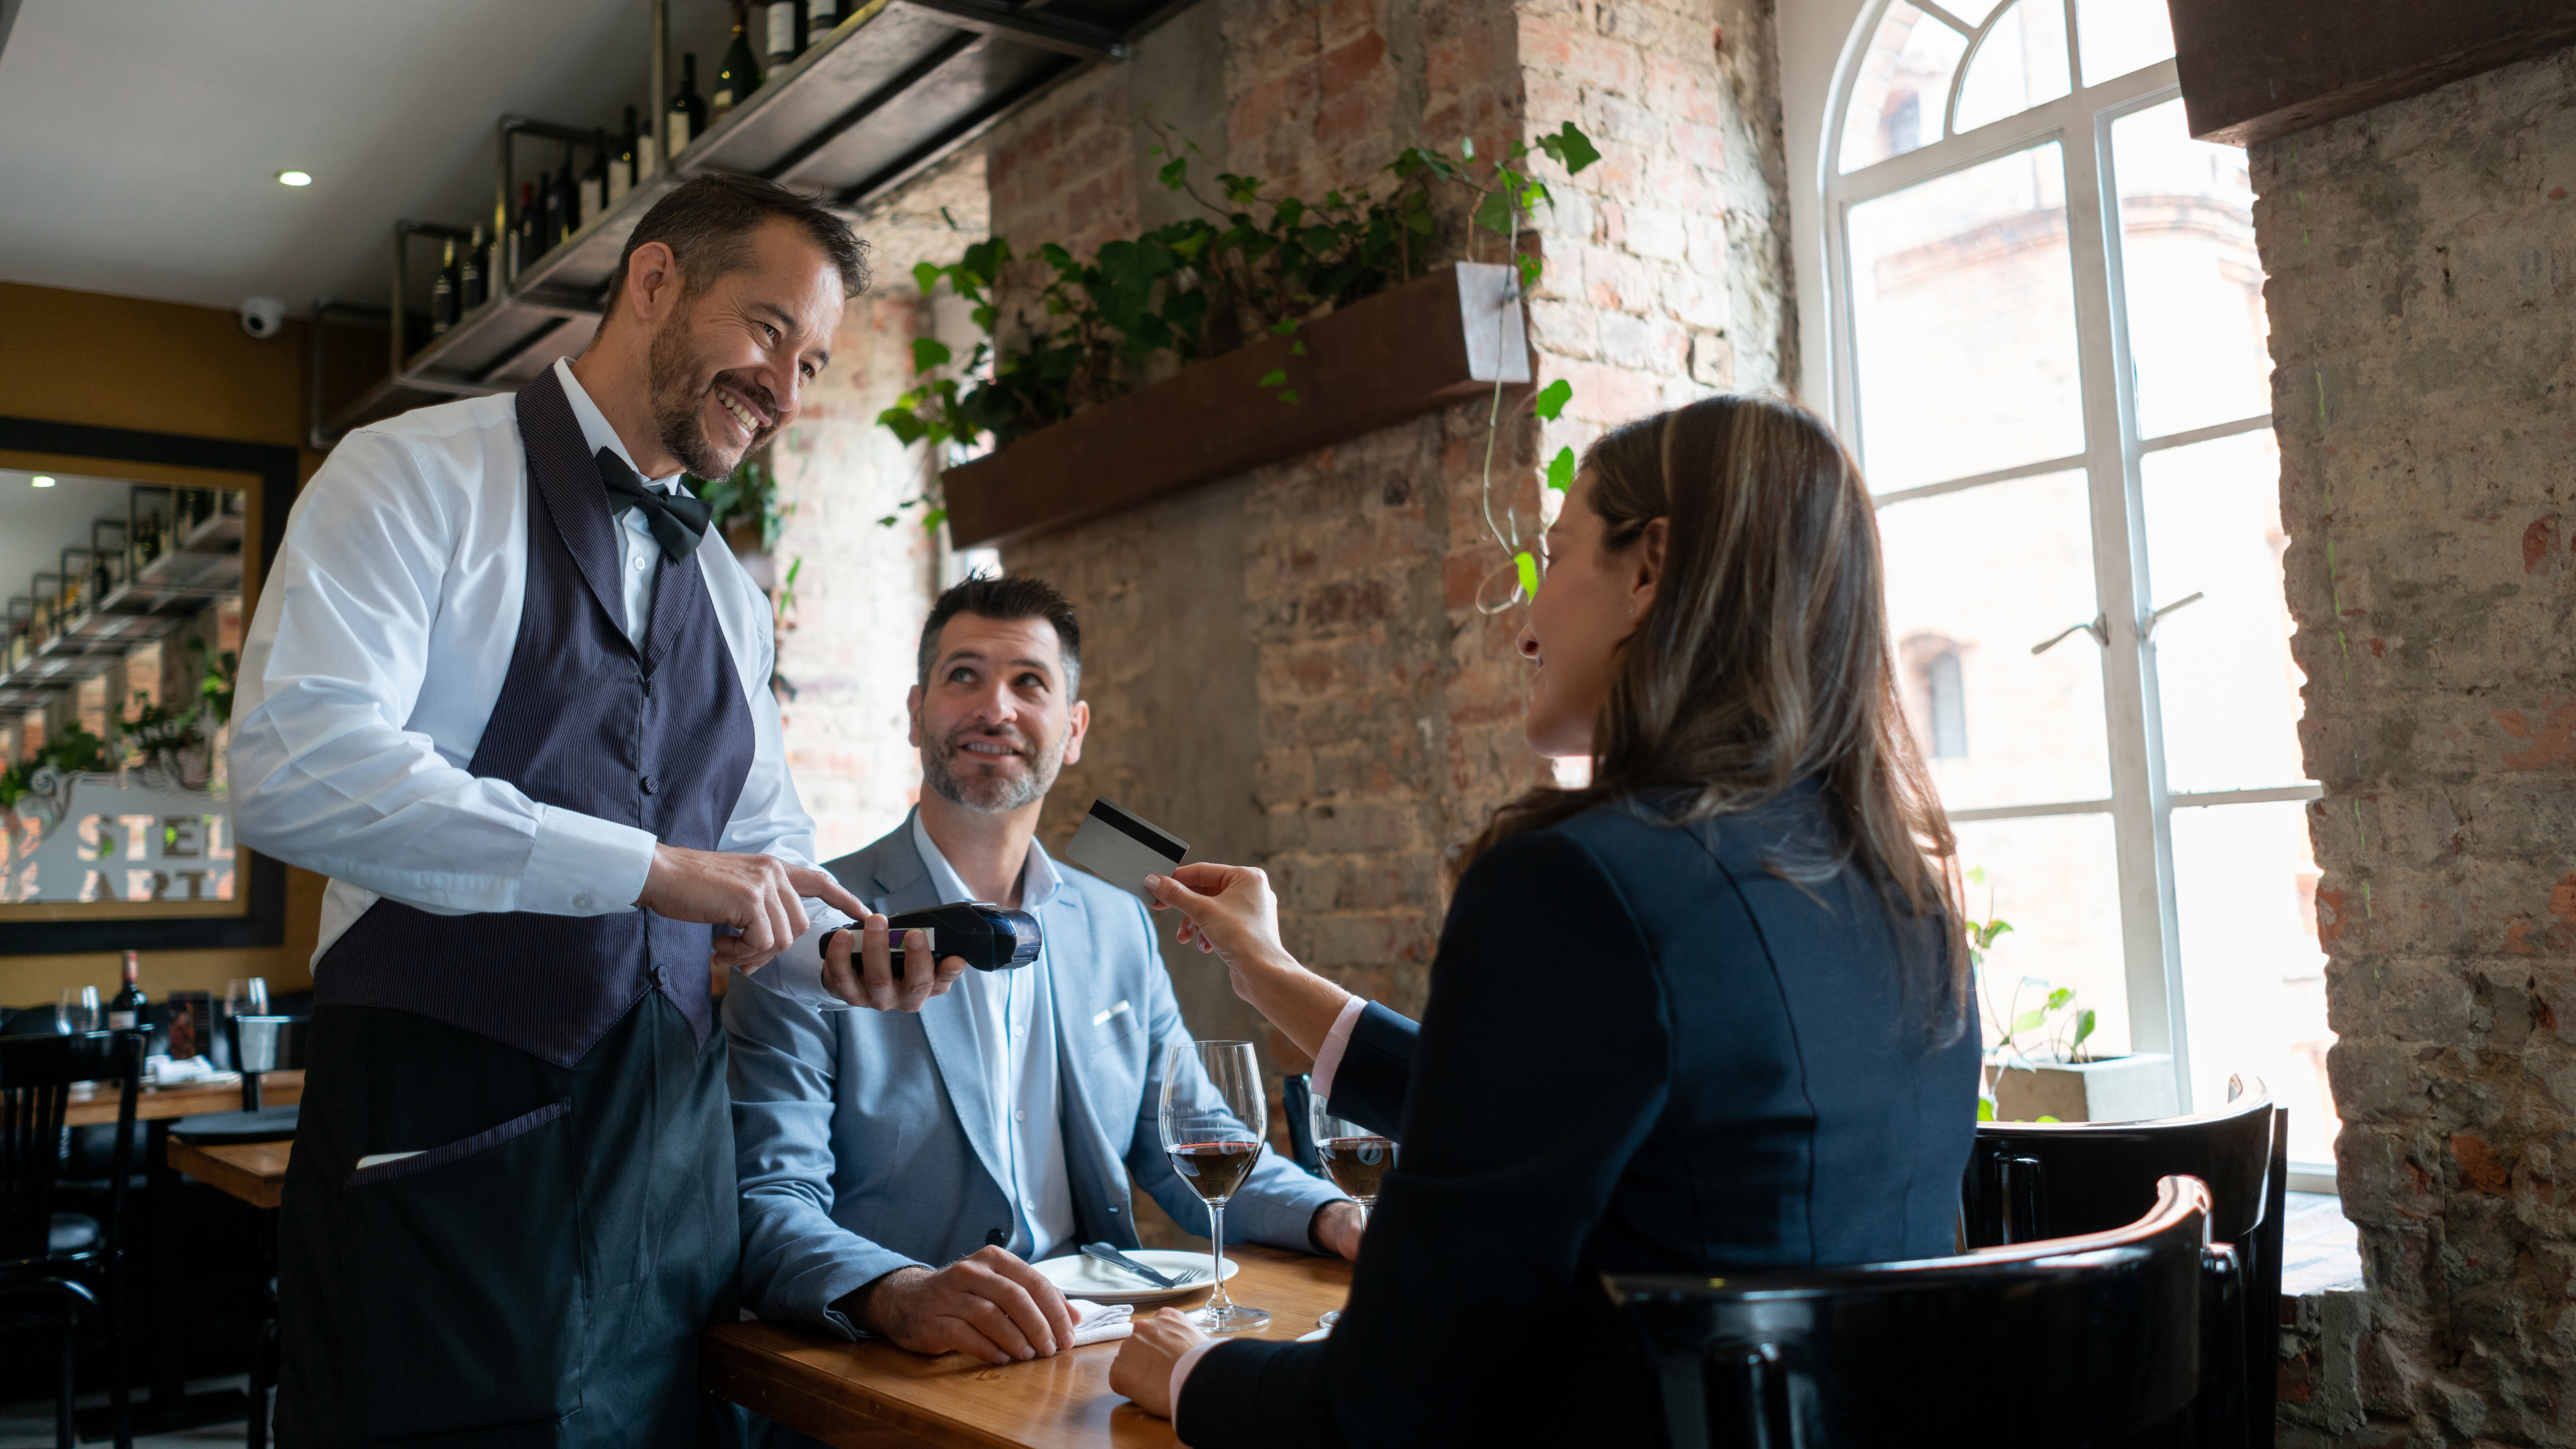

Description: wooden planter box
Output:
[940,262,1533,548]
[1992,1053,2181,1123]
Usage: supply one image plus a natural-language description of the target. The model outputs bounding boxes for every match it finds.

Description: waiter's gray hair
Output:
[606,173,869,310]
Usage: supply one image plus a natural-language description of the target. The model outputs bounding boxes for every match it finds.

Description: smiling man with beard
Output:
[234,175,971,1448]
[723,575,1360,1395]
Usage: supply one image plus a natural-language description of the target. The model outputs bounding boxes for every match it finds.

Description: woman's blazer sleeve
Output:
[1177,826,1672,1448]
[1323,1002,1417,1139]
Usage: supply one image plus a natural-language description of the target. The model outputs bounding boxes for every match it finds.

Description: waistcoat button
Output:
[985,1227,1008,1247]
[640,774,657,794]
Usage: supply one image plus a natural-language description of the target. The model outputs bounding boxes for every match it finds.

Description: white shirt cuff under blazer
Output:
[232,358,847,970]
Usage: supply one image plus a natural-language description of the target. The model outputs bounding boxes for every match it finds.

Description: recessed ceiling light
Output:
[29,476,56,488]
[276,170,313,187]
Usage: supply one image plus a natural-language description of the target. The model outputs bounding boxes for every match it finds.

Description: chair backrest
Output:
[1609,1175,2213,1448]
[0,1031,142,1264]
[1964,1085,2275,1245]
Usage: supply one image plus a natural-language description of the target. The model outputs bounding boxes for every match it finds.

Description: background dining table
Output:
[65,1068,305,1126]
[703,1244,1354,1449]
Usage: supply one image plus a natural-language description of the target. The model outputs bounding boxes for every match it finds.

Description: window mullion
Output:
[2060,71,2188,1105]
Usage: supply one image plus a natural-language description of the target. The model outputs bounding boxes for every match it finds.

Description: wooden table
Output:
[705,1245,1351,1449]
[167,1137,291,1210]
[65,1069,304,1127]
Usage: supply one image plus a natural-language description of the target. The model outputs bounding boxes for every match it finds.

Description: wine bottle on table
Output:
[612,106,639,205]
[713,3,760,118]
[765,0,798,67]
[582,130,610,228]
[107,950,145,1031]
[461,224,487,310]
[430,238,457,335]
[667,53,705,157]
[806,0,839,49]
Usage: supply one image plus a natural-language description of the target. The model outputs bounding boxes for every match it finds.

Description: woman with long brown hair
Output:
[1108,395,1980,1446]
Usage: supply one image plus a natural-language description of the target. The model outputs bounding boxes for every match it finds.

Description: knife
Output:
[1081,1241,1178,1289]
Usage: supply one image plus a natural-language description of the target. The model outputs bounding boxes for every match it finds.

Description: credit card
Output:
[1064,797,1188,901]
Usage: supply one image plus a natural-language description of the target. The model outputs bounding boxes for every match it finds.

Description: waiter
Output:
[233,174,961,1447]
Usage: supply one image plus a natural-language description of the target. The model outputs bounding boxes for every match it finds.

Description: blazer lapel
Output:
[868,814,1013,1202]
[1045,889,1112,1149]
[513,368,637,659]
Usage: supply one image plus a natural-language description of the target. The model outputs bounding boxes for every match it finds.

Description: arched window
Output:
[1794,0,2332,1174]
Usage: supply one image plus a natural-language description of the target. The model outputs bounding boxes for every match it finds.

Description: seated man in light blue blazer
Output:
[726,572,1360,1367]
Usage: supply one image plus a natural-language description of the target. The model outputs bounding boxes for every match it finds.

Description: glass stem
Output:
[1205,1201,1230,1315]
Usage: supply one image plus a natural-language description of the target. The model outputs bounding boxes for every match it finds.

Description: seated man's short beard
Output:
[925,733,1064,813]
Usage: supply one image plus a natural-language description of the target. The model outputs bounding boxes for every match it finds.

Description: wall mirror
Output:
[0,416,294,952]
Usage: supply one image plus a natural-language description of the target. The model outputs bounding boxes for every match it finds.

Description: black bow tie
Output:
[593,447,712,562]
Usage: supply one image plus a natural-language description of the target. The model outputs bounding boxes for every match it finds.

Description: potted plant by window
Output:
[1966,871,2179,1124]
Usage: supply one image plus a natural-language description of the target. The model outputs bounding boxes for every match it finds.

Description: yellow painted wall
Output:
[0,281,329,1005]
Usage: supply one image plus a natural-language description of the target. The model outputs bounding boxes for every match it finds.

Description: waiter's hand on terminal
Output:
[640,844,961,1011]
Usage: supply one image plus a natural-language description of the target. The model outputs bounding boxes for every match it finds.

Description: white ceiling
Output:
[0,0,741,317]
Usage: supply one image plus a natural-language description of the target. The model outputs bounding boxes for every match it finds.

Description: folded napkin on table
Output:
[1067,1298,1134,1347]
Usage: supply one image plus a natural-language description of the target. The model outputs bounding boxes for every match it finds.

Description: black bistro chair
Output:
[1964,1084,2285,1448]
[1609,1174,2222,1447]
[1,1029,143,1449]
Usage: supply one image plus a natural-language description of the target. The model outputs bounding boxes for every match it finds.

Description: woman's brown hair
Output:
[1460,394,1968,1042]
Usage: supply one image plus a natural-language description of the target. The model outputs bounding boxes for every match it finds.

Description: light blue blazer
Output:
[726,811,1346,1337]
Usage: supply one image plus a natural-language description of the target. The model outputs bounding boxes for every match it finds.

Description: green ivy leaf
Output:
[2010,1008,2048,1035]
[1257,368,1289,387]
[2072,1008,2096,1048]
[912,261,943,293]
[1290,340,1306,356]
[1515,549,1541,598]
[1269,319,1299,336]
[1277,389,1300,405]
[1159,156,1188,190]
[910,337,952,374]
[2045,987,2074,1011]
[1531,378,1572,420]
[1976,1096,1996,1122]
[1541,121,1601,174]
[1471,188,1514,235]
[1545,446,1575,491]
[876,407,929,445]
[921,508,949,532]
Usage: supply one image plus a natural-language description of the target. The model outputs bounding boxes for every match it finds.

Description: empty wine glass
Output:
[55,984,99,1034]
[1158,1041,1271,1333]
[221,977,267,1018]
[1310,1095,1395,1326]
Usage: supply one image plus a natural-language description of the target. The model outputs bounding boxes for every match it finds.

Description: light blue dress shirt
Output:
[908,813,1077,1260]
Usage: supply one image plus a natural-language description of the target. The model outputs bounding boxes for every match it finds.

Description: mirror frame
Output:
[0,413,296,954]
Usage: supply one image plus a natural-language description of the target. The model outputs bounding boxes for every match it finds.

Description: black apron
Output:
[274,369,756,1447]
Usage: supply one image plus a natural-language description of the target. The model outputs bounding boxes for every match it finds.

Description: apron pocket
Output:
[337,1098,587,1441]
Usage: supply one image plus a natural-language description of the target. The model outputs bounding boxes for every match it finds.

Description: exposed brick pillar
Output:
[2253,43,2576,1446]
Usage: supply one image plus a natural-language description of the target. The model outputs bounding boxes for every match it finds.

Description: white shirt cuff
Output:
[1169,1337,1229,1430]
[731,907,855,1010]
[1309,995,1371,1100]
[519,805,659,915]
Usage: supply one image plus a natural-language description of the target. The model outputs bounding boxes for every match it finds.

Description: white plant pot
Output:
[1991,1053,2179,1123]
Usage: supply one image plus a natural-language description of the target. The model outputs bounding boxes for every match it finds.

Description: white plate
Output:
[1034,1250,1238,1305]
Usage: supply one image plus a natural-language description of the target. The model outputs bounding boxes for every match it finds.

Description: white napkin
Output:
[147,1055,216,1085]
[1067,1298,1134,1347]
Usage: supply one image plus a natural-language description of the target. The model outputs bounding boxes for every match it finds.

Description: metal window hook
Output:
[2141,591,2206,640]
[2031,614,2107,656]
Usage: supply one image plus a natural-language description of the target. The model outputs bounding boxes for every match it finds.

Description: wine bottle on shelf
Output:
[667,53,705,157]
[431,238,458,335]
[639,112,661,179]
[512,180,536,278]
[713,4,761,118]
[107,951,145,1031]
[806,0,839,49]
[582,131,610,228]
[461,224,487,310]
[765,0,799,67]
[612,106,639,205]
[556,146,578,244]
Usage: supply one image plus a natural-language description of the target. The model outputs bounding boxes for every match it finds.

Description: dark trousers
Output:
[275,993,740,1448]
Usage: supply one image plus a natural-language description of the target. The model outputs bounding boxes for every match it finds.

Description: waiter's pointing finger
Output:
[787,864,869,921]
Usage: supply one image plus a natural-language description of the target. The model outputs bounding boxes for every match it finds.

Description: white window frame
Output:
[1780,0,2329,1184]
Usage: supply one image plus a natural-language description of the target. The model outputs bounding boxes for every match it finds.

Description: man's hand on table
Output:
[643,844,864,971]
[838,1247,1076,1365]
[1310,1199,1365,1262]
[1109,1309,1209,1419]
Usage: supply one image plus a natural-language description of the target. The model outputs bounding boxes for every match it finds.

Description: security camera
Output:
[238,297,287,339]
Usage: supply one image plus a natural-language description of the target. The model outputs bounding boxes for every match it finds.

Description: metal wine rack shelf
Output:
[314,0,1189,446]
[0,491,245,713]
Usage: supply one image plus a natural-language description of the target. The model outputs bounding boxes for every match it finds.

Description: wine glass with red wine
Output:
[1309,1096,1394,1326]
[1158,1040,1271,1333]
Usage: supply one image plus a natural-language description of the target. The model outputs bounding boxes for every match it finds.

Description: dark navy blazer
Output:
[1178,788,1981,1448]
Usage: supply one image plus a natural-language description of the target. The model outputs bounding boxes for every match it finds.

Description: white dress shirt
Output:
[909,813,1077,1261]
[232,357,847,970]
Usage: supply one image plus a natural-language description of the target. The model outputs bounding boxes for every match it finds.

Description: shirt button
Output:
[1015,1108,1026,1122]
[632,554,650,571]
[573,893,592,909]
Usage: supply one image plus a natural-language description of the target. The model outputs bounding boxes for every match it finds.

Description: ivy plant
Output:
[878,118,1599,589]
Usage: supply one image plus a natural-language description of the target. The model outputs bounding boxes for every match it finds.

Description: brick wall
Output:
[2253,43,2576,1447]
